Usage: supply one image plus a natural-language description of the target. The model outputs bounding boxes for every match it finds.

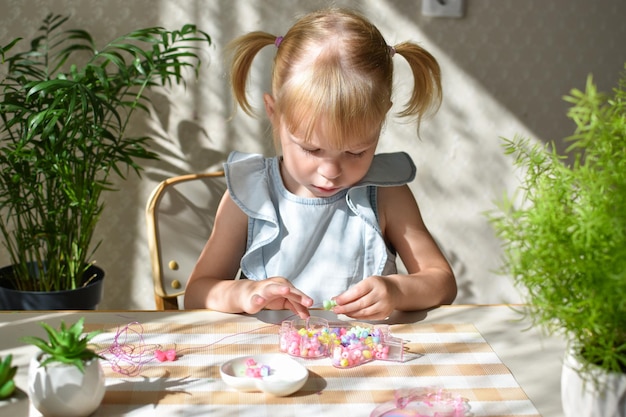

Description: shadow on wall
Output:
[94,90,228,309]
[390,0,626,153]
[380,0,626,305]
[144,91,228,182]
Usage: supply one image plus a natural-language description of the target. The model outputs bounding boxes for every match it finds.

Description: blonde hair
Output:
[227,8,441,148]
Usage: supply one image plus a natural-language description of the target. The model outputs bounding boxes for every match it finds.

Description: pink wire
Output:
[99,320,283,377]
[101,322,153,376]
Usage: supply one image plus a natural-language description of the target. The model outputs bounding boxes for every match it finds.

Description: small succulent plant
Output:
[0,354,17,399]
[22,317,103,373]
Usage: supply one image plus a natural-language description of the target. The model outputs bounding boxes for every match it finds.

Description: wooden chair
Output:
[145,172,227,310]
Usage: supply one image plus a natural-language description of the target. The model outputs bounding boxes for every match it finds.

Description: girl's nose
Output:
[318,159,342,180]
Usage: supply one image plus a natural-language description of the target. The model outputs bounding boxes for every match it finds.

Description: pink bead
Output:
[154,349,177,362]
[165,349,176,361]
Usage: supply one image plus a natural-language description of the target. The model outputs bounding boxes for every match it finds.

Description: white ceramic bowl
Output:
[220,354,308,396]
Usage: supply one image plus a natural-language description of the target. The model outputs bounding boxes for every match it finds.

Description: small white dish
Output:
[220,354,308,396]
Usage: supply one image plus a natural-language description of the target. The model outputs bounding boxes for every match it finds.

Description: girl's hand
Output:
[245,277,314,319]
[331,276,396,320]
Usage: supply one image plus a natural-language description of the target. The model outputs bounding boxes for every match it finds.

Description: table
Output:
[0,305,566,417]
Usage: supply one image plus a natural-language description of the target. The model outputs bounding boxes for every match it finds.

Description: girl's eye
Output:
[301,147,320,155]
[347,151,366,158]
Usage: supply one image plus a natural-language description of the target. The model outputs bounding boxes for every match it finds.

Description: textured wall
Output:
[1,0,625,309]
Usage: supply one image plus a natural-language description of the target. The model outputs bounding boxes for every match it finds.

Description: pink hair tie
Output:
[275,36,284,48]
[388,45,396,57]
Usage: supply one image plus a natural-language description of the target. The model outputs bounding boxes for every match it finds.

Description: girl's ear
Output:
[263,93,276,121]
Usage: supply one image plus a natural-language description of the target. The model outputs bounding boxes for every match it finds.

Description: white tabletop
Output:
[0,305,567,417]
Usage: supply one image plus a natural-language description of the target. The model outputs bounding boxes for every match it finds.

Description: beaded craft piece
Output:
[369,387,471,417]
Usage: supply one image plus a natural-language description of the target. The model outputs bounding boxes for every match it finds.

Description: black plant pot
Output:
[0,264,104,310]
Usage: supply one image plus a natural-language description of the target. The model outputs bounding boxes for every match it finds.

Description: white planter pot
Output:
[28,354,105,417]
[561,350,626,417]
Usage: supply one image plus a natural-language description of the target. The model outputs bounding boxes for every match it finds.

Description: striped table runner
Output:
[86,319,541,417]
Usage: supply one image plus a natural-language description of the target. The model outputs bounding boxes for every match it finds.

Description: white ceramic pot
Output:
[28,353,105,417]
[561,350,626,417]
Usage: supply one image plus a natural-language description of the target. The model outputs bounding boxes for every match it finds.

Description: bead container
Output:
[279,317,405,368]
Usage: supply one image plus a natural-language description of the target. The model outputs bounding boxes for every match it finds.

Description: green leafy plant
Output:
[0,354,17,399]
[22,317,102,373]
[0,14,211,292]
[488,65,626,384]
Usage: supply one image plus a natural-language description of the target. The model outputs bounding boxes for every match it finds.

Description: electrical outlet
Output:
[421,0,465,18]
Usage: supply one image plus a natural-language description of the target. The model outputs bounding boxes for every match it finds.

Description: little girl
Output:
[185,8,456,320]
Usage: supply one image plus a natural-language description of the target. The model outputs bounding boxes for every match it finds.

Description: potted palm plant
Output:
[0,14,211,309]
[488,65,626,416]
[23,317,105,417]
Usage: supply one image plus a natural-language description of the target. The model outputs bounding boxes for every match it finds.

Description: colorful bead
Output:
[244,358,271,379]
[279,317,331,359]
[154,349,177,362]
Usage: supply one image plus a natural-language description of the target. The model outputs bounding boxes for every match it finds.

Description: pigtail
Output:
[393,42,442,128]
[226,31,277,116]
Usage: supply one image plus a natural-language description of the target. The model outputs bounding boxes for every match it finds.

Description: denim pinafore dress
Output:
[224,151,416,304]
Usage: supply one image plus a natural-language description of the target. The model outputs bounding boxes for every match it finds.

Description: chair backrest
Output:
[145,172,227,310]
